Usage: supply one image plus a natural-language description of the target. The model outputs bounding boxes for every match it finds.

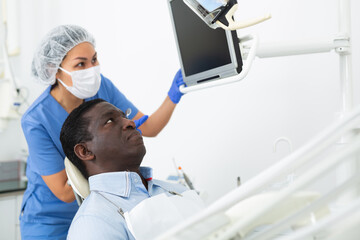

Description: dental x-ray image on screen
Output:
[197,0,227,12]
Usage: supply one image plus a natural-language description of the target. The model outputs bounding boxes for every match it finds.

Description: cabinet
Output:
[0,192,23,240]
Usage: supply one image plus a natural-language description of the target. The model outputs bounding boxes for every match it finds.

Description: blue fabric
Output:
[67,167,188,240]
[20,74,138,239]
[20,221,70,240]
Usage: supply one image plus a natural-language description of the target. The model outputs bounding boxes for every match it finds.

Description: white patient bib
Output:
[124,190,205,240]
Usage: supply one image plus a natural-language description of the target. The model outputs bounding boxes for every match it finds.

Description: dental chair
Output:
[64,157,90,206]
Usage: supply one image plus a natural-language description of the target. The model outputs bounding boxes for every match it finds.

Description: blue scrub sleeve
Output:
[100,75,139,120]
[22,119,65,176]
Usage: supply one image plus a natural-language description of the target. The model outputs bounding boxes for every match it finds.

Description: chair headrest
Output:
[64,157,90,199]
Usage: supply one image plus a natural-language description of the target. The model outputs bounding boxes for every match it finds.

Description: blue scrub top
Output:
[20,74,138,237]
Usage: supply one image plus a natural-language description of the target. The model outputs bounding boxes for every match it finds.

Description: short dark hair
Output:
[60,98,106,179]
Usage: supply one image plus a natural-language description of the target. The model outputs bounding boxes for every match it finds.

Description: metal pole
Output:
[336,0,358,203]
[338,0,353,112]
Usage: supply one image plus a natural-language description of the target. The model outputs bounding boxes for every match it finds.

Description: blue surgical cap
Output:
[31,25,96,85]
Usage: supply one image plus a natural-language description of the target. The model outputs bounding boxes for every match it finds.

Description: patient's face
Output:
[84,102,146,170]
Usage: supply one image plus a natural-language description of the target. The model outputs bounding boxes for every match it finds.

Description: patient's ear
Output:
[74,143,94,161]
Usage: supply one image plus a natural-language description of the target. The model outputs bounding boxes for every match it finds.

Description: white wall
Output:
[0,0,359,204]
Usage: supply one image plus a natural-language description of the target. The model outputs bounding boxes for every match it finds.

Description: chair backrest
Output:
[64,157,90,199]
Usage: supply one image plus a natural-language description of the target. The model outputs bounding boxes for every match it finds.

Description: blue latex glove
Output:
[133,115,148,135]
[168,69,185,104]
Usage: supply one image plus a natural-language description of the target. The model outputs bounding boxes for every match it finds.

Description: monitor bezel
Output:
[168,0,241,86]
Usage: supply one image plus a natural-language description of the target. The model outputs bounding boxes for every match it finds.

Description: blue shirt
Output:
[67,167,188,240]
[20,75,138,238]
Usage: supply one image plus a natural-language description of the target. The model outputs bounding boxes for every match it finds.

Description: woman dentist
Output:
[20,25,184,239]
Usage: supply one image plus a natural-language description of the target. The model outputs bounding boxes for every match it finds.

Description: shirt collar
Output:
[89,167,153,197]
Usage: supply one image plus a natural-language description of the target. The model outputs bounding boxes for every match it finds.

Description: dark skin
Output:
[74,102,148,189]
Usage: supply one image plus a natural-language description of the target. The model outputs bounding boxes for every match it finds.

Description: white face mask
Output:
[57,65,101,99]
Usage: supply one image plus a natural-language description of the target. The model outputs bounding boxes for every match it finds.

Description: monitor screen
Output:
[170,0,232,76]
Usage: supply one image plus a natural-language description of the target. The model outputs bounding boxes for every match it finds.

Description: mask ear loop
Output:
[57,78,71,88]
[56,66,73,88]
[59,67,72,76]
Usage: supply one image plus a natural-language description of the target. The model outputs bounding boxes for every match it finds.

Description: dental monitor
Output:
[168,0,242,87]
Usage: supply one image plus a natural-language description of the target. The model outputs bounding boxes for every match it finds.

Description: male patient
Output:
[60,99,188,239]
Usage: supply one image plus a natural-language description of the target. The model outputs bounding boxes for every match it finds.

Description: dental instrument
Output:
[178,167,195,190]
